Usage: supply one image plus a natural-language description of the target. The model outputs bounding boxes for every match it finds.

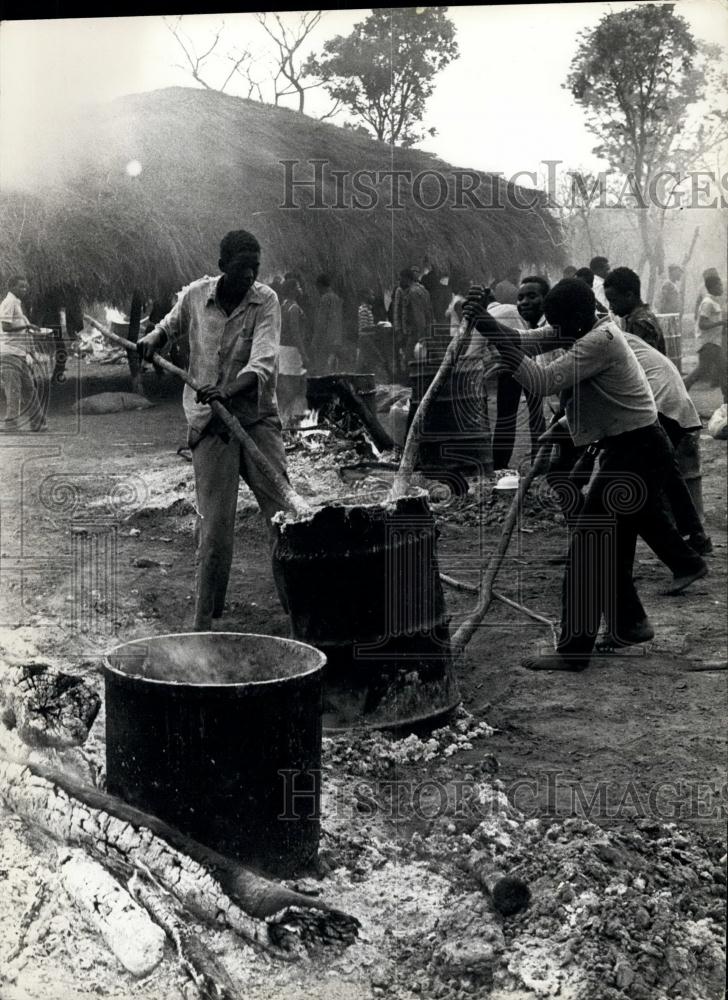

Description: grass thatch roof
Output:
[0,87,564,308]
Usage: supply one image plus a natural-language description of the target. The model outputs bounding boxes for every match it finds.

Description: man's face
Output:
[220,251,260,295]
[604,284,636,317]
[668,268,682,283]
[707,278,724,298]
[595,260,610,279]
[399,276,412,290]
[12,278,29,299]
[517,281,546,325]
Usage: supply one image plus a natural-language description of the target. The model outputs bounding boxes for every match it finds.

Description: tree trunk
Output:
[679,226,701,319]
[0,758,360,957]
[126,290,144,396]
[0,663,100,749]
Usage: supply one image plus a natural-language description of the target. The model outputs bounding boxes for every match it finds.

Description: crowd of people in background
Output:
[1,255,725,441]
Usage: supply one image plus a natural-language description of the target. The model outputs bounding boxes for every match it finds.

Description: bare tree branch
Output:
[255,11,323,112]
[318,98,342,122]
[165,16,223,91]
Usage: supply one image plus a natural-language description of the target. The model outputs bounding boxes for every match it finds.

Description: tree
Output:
[256,11,327,114]
[165,17,256,96]
[166,13,334,115]
[305,7,458,147]
[565,3,728,299]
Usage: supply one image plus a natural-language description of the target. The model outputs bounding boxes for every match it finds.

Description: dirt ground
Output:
[0,359,725,999]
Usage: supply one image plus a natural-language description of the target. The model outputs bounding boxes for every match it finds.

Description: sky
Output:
[0,1,726,190]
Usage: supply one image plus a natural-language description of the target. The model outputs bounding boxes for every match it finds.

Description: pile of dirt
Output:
[313,722,726,1000]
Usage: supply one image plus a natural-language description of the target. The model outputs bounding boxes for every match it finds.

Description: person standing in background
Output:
[311,274,343,375]
[494,268,520,305]
[357,287,376,336]
[658,265,683,316]
[685,273,727,402]
[603,267,667,354]
[393,268,433,370]
[589,256,610,312]
[576,267,608,316]
[693,267,719,322]
[278,278,309,425]
[445,279,470,338]
[0,274,48,432]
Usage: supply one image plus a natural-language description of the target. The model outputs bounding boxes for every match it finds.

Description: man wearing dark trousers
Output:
[138,229,289,631]
[622,330,712,556]
[464,278,708,672]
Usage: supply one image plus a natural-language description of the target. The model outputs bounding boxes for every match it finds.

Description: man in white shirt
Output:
[625,331,712,556]
[465,277,549,468]
[589,256,610,312]
[0,275,47,432]
[465,278,707,672]
[684,274,726,402]
[138,230,289,630]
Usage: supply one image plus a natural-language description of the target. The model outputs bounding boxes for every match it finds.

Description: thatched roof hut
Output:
[0,87,564,310]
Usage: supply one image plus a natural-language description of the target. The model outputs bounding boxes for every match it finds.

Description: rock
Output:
[370,969,390,989]
[614,960,635,989]
[491,875,530,916]
[593,842,622,865]
[438,938,495,978]
[557,884,575,903]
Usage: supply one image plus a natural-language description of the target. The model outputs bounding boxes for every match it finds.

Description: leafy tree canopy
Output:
[306,7,458,147]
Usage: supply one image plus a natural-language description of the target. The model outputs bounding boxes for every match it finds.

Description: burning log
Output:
[305,374,395,452]
[0,663,101,749]
[127,868,240,1000]
[60,850,166,976]
[0,758,360,960]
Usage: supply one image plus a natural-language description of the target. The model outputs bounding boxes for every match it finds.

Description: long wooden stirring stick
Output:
[83,315,312,517]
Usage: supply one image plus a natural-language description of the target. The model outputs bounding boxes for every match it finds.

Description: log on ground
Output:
[0,759,360,959]
[0,663,101,749]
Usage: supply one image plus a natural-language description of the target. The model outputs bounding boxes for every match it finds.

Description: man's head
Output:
[603,267,641,318]
[316,274,331,294]
[589,256,610,279]
[667,265,683,283]
[219,230,260,296]
[703,267,719,283]
[575,267,594,288]
[705,274,724,297]
[562,265,578,279]
[9,275,29,298]
[399,267,416,289]
[543,278,597,341]
[281,278,300,300]
[517,275,549,327]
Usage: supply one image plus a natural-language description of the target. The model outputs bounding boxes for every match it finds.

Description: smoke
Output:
[107,634,319,685]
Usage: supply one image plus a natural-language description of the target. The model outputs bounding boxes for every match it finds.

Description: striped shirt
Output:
[358,304,375,334]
